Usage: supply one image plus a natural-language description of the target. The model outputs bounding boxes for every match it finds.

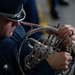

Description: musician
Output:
[0,0,72,75]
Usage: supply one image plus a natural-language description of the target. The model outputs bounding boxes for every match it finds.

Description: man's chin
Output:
[6,32,13,37]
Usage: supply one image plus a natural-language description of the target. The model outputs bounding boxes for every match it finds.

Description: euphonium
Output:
[18,22,75,75]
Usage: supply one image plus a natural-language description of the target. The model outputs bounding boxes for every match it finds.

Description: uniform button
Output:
[3,64,8,71]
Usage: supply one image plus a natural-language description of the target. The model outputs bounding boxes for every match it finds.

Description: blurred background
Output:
[36,0,75,27]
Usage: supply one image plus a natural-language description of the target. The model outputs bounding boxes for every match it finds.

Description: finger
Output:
[67,55,73,61]
[58,25,75,37]
[61,31,73,40]
[60,64,69,70]
[61,57,72,70]
[62,35,75,47]
[70,35,75,40]
[58,25,72,31]
[64,65,69,70]
[63,52,72,58]
[59,30,74,44]
[58,25,72,33]
[62,37,72,47]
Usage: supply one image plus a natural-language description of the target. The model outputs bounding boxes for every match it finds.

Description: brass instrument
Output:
[18,22,75,75]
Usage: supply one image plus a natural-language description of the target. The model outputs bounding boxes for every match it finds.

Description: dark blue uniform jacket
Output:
[0,25,55,75]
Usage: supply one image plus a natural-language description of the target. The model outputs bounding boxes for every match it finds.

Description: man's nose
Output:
[12,21,20,26]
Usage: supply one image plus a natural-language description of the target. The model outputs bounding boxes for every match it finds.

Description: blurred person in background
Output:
[48,0,69,19]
